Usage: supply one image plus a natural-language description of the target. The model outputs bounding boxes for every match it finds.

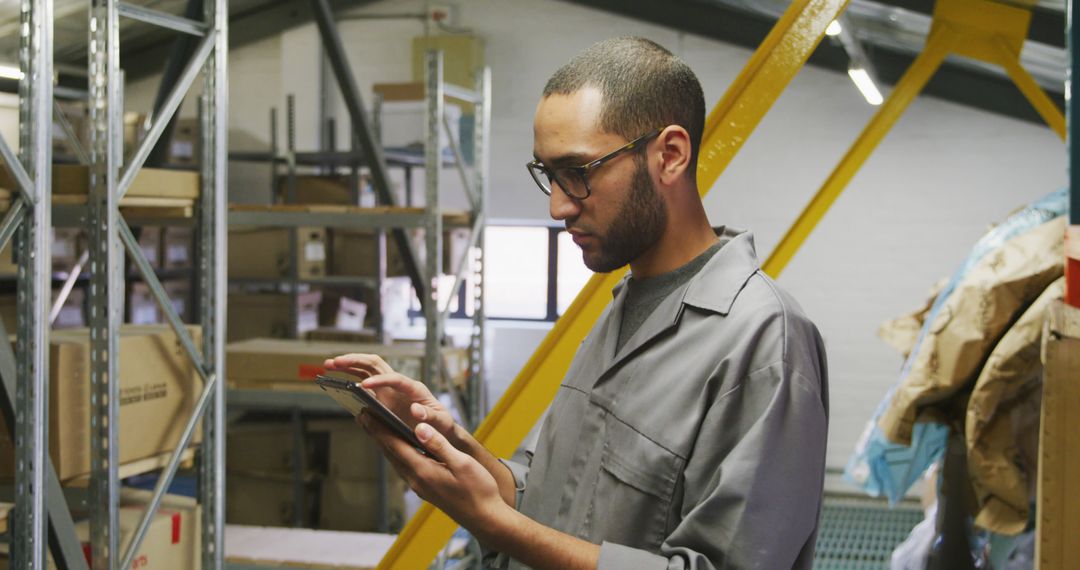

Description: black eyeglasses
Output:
[526,127,663,200]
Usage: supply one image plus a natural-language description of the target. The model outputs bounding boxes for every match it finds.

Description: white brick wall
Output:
[121,0,1067,477]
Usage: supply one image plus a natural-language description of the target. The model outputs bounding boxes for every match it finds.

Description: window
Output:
[483,224,595,322]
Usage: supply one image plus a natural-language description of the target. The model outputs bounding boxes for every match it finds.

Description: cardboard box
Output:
[1036,300,1080,568]
[165,279,192,322]
[162,227,193,270]
[52,287,84,329]
[0,165,199,201]
[227,422,306,476]
[0,288,85,332]
[275,175,364,205]
[225,338,467,388]
[227,472,308,528]
[167,118,199,166]
[137,226,163,269]
[334,296,367,331]
[226,291,322,342]
[228,227,327,280]
[0,325,204,482]
[319,475,407,532]
[329,227,469,279]
[0,489,200,570]
[305,327,380,344]
[225,418,405,532]
[130,282,160,325]
[0,228,84,276]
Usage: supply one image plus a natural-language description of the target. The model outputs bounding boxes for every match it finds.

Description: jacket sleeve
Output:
[598,360,829,570]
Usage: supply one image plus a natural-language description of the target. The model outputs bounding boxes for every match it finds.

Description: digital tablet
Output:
[314,375,431,456]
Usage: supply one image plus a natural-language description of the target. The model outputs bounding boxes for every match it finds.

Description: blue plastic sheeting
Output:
[845,188,1070,504]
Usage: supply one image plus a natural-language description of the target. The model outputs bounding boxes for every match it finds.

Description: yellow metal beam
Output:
[376,1,848,568]
[762,0,1065,278]
[762,24,955,277]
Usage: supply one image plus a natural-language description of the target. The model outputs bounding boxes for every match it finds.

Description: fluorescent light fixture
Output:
[0,65,23,80]
[825,20,842,36]
[847,67,883,106]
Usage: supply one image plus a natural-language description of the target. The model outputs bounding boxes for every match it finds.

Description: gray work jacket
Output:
[492,229,829,569]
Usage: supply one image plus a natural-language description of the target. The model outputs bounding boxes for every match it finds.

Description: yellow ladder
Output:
[377,1,849,567]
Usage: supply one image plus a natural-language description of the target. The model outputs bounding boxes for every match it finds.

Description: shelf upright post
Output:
[11,0,52,563]
[423,51,444,388]
[469,66,491,423]
[87,0,123,563]
[200,0,228,562]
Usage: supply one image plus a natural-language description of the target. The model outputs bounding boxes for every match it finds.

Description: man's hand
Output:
[362,412,600,570]
[323,354,442,426]
[361,412,506,529]
[325,352,518,507]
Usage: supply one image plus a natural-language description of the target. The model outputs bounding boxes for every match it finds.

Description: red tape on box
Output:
[298,363,325,380]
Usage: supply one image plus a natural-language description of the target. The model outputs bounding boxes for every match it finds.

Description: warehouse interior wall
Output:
[118,0,1066,480]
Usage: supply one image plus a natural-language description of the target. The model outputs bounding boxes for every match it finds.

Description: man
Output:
[326,37,829,569]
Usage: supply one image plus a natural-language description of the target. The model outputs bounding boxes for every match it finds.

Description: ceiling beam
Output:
[560,0,1063,126]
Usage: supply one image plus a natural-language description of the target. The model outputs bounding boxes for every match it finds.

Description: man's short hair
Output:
[543,37,706,175]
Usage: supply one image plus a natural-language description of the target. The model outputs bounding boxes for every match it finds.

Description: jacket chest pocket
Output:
[586,418,682,550]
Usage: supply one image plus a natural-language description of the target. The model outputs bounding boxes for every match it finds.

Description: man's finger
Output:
[414,423,470,472]
[361,373,429,399]
[410,402,455,434]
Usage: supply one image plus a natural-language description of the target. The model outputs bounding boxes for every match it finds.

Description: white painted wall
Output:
[117,0,1066,478]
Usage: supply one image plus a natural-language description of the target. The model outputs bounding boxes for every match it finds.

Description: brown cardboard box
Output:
[0,165,199,201]
[226,291,322,342]
[137,226,163,269]
[162,227,193,270]
[167,119,199,166]
[52,288,84,329]
[0,228,84,276]
[226,472,307,527]
[305,327,380,344]
[0,288,85,331]
[1036,300,1080,568]
[0,489,200,570]
[319,475,406,532]
[0,325,203,482]
[227,422,304,476]
[275,175,359,205]
[225,338,467,388]
[329,227,469,279]
[130,282,160,325]
[228,227,327,280]
[165,279,192,322]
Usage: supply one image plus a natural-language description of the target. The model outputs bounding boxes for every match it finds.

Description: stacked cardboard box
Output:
[0,325,203,482]
[226,291,322,342]
[229,227,327,280]
[226,419,405,532]
[328,227,470,279]
[0,489,200,569]
[225,337,468,390]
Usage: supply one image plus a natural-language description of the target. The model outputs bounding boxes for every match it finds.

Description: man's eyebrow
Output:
[534,152,591,167]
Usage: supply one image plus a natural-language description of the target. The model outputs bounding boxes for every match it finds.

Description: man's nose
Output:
[549,185,581,221]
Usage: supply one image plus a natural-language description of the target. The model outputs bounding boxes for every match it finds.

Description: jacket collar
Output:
[595,227,761,377]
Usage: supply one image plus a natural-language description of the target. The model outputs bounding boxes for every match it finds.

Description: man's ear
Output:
[655,125,692,186]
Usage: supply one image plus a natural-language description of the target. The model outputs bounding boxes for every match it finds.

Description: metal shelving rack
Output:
[227,3,489,429]
[6,0,229,567]
[85,0,228,564]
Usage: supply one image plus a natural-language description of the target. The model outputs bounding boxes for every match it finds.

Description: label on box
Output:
[133,305,159,325]
[54,239,73,259]
[305,241,327,262]
[171,140,195,159]
[167,245,189,264]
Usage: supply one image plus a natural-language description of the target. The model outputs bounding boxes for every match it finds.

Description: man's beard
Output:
[579,156,667,273]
